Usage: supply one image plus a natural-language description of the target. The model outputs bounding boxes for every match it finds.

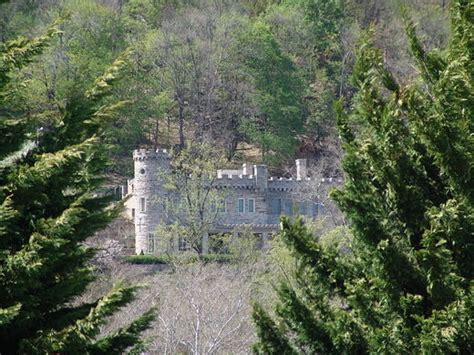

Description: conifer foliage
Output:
[0,18,154,354]
[253,0,473,353]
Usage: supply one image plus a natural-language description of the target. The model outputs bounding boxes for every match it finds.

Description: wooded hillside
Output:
[0,0,450,176]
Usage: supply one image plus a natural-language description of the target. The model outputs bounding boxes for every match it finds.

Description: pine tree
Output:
[0,17,154,354]
[253,0,473,353]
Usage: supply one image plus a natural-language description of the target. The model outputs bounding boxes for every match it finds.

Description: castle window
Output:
[218,199,226,213]
[248,198,255,213]
[272,199,282,214]
[147,233,155,253]
[140,197,146,212]
[140,168,146,175]
[131,208,135,218]
[238,198,244,213]
[284,200,293,215]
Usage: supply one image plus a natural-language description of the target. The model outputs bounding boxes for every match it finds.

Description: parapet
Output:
[268,177,297,191]
[133,148,171,161]
[216,173,257,189]
[267,176,342,191]
[217,169,242,178]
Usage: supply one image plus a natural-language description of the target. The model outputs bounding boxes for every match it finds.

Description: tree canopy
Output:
[253,0,473,353]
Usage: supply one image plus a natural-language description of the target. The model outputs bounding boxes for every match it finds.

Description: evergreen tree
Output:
[0,17,154,354]
[253,0,473,353]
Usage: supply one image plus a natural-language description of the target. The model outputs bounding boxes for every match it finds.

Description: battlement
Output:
[217,173,255,180]
[130,150,342,191]
[214,162,343,191]
[216,173,257,190]
[268,177,297,191]
[133,148,171,161]
[267,176,342,191]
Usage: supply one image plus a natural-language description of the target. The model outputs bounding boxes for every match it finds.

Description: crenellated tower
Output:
[132,148,171,254]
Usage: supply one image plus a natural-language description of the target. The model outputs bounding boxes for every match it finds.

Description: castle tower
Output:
[132,149,171,254]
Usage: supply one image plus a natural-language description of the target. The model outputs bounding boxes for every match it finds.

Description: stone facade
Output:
[122,149,335,254]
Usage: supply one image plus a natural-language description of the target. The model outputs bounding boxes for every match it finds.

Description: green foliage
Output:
[239,21,306,163]
[0,23,154,353]
[253,303,297,355]
[126,253,233,265]
[253,0,474,353]
[126,254,170,264]
[0,0,453,176]
[0,17,63,160]
[284,0,343,56]
[89,308,156,355]
[262,0,345,158]
[193,253,234,263]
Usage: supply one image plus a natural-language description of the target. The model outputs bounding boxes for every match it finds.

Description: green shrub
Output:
[126,255,170,265]
[125,253,233,265]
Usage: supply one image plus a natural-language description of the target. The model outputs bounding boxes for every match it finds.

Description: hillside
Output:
[0,0,449,177]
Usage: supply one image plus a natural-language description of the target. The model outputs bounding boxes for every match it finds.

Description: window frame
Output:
[238,198,245,213]
[140,197,146,212]
[248,198,255,213]
[218,199,226,213]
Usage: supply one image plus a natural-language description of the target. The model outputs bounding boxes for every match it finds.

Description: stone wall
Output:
[124,149,338,254]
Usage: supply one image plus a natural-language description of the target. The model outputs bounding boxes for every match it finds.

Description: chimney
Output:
[296,159,307,180]
[242,163,253,175]
[254,164,268,189]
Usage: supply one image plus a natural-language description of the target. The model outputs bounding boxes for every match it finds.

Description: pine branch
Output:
[88,308,156,354]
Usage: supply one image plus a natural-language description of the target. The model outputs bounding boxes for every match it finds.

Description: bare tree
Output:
[81,260,258,355]
[148,263,256,354]
[144,2,251,154]
[156,143,233,254]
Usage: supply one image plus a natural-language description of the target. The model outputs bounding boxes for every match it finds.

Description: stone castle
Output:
[122,148,337,254]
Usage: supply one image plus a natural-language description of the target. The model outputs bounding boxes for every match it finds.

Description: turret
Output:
[133,149,171,254]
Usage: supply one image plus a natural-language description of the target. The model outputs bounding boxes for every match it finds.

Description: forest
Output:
[0,0,472,354]
[0,0,451,174]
